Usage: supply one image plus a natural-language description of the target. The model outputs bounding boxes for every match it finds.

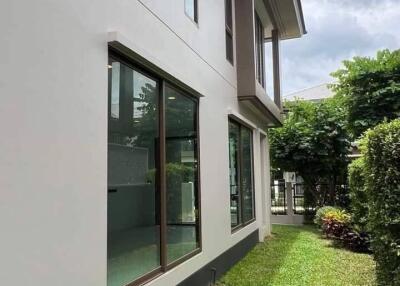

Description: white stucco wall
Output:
[0,1,271,285]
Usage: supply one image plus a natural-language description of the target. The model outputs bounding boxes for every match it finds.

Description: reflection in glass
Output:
[228,119,254,229]
[255,13,265,87]
[185,0,197,22]
[226,32,233,64]
[165,85,199,263]
[110,62,120,119]
[241,127,254,222]
[107,57,160,286]
[229,121,240,227]
[264,41,274,98]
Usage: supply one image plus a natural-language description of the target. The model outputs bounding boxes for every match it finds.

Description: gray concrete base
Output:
[271,214,304,225]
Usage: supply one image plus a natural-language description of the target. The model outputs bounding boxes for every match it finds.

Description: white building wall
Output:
[0,1,271,286]
[0,1,109,285]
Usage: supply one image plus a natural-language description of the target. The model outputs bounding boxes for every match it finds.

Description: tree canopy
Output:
[269,98,350,206]
[331,49,400,138]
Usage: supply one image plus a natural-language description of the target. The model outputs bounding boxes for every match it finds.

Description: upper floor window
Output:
[264,39,274,98]
[255,12,265,87]
[225,0,234,64]
[185,0,198,23]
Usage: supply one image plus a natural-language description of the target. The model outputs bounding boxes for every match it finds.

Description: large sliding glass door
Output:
[107,52,200,286]
[165,85,200,263]
[107,57,161,286]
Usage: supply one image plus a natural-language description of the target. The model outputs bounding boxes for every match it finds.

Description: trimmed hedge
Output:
[348,157,368,230]
[363,119,400,286]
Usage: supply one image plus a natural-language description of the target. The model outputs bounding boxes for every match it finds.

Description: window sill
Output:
[231,218,257,235]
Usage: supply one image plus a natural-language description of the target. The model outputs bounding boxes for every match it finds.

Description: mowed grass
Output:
[217,224,376,286]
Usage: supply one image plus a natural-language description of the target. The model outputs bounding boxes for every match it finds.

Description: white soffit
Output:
[265,0,306,40]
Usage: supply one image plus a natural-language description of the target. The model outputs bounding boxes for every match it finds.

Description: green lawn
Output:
[217,224,376,286]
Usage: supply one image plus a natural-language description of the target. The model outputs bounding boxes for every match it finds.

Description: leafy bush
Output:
[341,230,371,253]
[324,209,351,224]
[322,217,348,238]
[321,209,351,238]
[363,119,400,285]
[314,206,337,227]
[348,157,368,230]
[315,206,370,252]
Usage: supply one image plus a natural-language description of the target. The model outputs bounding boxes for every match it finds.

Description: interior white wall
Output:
[0,0,273,285]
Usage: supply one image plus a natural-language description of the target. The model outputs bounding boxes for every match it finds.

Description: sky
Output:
[280,0,400,96]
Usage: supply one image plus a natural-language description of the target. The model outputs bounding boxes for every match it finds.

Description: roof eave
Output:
[264,0,307,40]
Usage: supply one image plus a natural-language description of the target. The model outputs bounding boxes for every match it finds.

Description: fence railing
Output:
[292,183,317,215]
[271,182,287,215]
[272,182,342,216]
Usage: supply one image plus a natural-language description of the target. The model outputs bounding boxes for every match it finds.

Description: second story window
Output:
[255,12,265,87]
[225,0,234,64]
[185,0,198,23]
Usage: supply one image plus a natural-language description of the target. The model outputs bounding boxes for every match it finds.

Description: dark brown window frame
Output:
[108,48,202,286]
[255,12,265,88]
[225,0,234,64]
[184,0,199,24]
[228,116,256,233]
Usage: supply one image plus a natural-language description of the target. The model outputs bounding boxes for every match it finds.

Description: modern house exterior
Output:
[0,1,305,286]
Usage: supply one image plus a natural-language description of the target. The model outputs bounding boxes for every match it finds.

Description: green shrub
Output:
[321,209,351,238]
[363,119,400,285]
[324,209,351,225]
[315,206,370,252]
[314,206,338,227]
[348,157,368,230]
[341,229,371,253]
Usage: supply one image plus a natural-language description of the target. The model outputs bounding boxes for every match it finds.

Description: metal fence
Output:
[271,182,287,215]
[271,181,348,216]
[293,183,305,214]
[292,183,318,214]
[270,182,316,215]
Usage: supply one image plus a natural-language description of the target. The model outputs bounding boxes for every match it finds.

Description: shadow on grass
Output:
[218,225,376,286]
[323,235,373,254]
[264,225,310,282]
[217,224,313,286]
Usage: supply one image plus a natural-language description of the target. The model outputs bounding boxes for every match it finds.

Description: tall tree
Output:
[331,49,400,138]
[269,98,350,206]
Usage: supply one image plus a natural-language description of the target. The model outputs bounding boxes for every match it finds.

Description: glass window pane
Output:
[228,119,254,229]
[110,62,120,119]
[225,0,232,30]
[165,85,199,263]
[265,41,274,98]
[133,72,153,120]
[241,127,254,222]
[185,0,197,22]
[229,121,240,227]
[226,31,233,64]
[255,13,265,87]
[107,57,160,286]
